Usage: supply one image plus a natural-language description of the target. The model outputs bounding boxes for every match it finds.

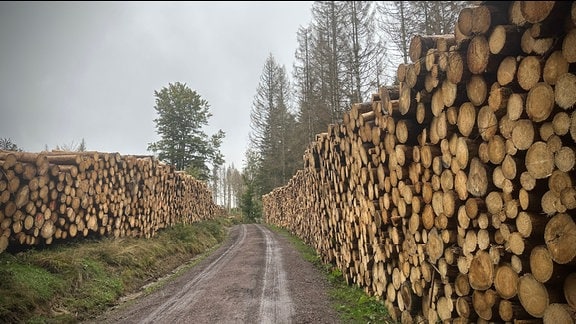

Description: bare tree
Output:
[292,1,389,160]
[310,1,349,122]
[411,1,469,35]
[377,1,471,80]
[220,164,244,210]
[0,138,22,151]
[54,138,87,152]
[377,1,419,69]
[341,1,387,104]
[294,25,332,146]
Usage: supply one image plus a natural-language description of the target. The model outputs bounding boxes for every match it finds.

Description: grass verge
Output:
[0,216,239,324]
[269,225,395,324]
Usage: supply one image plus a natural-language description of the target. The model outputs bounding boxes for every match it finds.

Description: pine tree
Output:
[78,138,87,152]
[249,54,297,195]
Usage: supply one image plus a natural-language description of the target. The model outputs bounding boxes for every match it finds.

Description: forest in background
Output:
[1,2,473,218]
[242,1,472,219]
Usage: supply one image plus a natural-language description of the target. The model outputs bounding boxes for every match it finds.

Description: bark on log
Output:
[565,273,576,310]
[563,29,576,63]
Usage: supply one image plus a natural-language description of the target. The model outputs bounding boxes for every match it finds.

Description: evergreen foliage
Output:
[148,82,225,181]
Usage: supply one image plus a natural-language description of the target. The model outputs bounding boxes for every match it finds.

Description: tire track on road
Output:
[140,224,247,323]
[92,224,307,324]
[257,224,294,323]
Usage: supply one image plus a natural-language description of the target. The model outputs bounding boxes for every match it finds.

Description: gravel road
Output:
[88,224,340,324]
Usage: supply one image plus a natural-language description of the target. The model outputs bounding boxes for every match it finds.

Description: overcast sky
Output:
[0,1,313,169]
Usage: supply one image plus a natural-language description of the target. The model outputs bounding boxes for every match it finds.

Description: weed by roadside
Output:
[0,217,236,324]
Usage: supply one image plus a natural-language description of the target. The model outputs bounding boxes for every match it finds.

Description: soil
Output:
[85,224,340,324]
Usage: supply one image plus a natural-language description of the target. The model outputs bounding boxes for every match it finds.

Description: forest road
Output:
[88,224,340,324]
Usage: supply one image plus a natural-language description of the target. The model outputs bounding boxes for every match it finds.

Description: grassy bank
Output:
[1,217,394,324]
[0,217,238,324]
[270,225,395,324]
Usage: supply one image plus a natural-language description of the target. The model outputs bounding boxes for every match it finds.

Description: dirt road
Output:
[90,224,340,324]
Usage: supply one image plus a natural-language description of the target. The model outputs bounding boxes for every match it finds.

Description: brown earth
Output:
[85,224,340,324]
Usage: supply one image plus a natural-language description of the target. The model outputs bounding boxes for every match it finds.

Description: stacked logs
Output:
[263,1,576,322]
[0,150,222,253]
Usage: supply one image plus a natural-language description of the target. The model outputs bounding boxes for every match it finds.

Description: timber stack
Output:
[0,150,222,253]
[263,1,576,322]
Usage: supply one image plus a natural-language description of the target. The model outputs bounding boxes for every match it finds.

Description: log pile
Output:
[263,1,576,322]
[0,150,222,253]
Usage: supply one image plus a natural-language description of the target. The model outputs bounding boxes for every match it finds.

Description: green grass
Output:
[0,217,239,324]
[268,225,395,324]
[0,217,393,324]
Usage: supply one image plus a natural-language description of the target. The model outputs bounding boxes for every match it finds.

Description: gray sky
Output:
[0,1,313,169]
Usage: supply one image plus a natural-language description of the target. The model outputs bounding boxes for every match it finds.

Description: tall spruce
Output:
[249,54,297,195]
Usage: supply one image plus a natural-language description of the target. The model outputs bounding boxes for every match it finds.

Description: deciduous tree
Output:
[147,82,224,181]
